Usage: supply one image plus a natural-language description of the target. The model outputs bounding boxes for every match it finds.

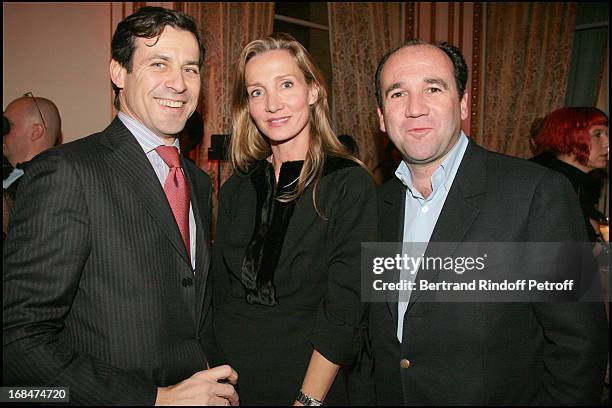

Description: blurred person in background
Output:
[3,94,61,237]
[531,107,609,242]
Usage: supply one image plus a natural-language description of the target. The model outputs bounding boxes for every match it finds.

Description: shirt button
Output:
[422,206,429,213]
[182,277,193,287]
[400,359,411,369]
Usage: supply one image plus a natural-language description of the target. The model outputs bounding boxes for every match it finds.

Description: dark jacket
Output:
[363,141,608,405]
[3,117,216,405]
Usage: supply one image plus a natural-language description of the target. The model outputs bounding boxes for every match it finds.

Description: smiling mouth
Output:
[406,127,433,136]
[156,99,185,108]
[267,117,291,125]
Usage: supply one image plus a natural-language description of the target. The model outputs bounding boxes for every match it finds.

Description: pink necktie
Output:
[156,146,190,257]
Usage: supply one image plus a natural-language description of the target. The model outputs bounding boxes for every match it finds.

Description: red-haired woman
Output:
[531,107,608,241]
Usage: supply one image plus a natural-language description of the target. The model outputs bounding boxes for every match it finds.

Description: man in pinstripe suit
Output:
[3,7,238,405]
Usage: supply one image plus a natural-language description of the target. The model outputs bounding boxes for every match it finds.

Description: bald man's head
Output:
[3,95,62,167]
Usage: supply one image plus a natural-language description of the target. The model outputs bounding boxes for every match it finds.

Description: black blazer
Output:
[366,141,608,405]
[3,117,216,405]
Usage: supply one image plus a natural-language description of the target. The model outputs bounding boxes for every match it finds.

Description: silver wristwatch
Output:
[296,389,323,406]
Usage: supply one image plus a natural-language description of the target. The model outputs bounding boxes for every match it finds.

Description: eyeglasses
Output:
[23,92,47,129]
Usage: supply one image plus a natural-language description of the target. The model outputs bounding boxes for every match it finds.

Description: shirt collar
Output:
[395,131,469,197]
[118,111,180,153]
[3,167,24,189]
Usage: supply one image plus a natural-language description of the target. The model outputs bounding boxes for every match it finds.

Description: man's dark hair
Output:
[111,6,205,110]
[375,39,468,108]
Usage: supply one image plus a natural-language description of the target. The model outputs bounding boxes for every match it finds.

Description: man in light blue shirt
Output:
[3,95,61,237]
[361,39,608,405]
[395,131,468,341]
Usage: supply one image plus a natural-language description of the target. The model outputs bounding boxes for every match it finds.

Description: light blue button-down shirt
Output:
[395,131,469,342]
[3,167,24,189]
[118,112,196,269]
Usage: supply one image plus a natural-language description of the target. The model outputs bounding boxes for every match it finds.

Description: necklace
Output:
[269,153,301,189]
[282,176,300,189]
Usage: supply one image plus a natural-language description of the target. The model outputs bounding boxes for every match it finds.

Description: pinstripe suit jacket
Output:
[3,117,216,405]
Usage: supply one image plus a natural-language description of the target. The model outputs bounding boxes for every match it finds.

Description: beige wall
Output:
[3,2,112,143]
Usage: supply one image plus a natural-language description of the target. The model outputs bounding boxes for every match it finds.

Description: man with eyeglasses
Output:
[3,93,61,237]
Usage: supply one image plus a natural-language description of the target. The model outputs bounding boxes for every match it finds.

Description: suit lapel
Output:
[100,118,191,267]
[379,178,406,323]
[407,141,486,310]
[182,159,212,327]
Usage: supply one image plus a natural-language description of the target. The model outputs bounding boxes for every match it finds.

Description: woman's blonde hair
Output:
[229,32,360,203]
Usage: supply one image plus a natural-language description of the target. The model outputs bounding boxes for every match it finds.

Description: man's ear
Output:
[110,59,126,90]
[460,92,469,121]
[377,106,386,133]
[30,123,45,141]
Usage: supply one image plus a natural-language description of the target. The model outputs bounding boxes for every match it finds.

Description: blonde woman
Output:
[212,33,377,405]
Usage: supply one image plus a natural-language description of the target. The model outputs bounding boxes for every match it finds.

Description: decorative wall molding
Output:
[470,3,483,139]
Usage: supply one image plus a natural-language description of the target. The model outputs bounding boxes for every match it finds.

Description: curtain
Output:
[328,2,402,184]
[174,2,273,237]
[596,47,608,114]
[482,3,576,158]
[176,2,275,190]
[565,25,609,107]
